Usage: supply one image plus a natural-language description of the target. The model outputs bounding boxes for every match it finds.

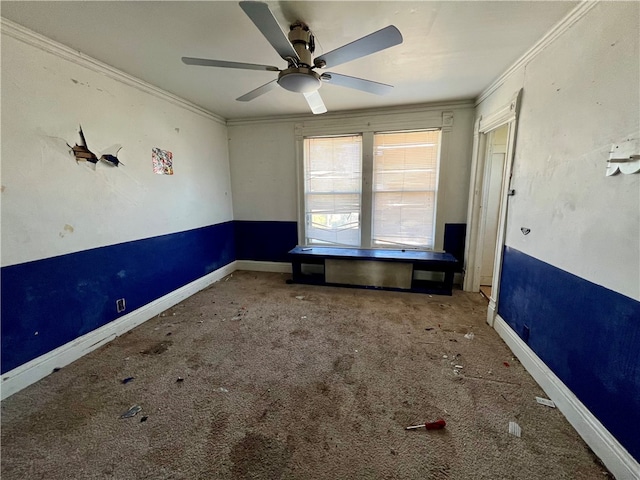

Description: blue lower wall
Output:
[2,219,466,378]
[234,220,298,263]
[1,222,235,374]
[498,246,640,461]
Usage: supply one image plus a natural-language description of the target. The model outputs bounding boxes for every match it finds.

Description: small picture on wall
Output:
[152,147,173,175]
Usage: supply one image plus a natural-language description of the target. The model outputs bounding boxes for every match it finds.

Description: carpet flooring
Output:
[1,271,612,479]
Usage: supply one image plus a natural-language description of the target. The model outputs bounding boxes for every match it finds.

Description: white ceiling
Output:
[1,1,578,120]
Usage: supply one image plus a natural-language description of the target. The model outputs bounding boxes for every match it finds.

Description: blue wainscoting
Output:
[1,222,235,374]
[498,246,640,461]
[234,220,298,263]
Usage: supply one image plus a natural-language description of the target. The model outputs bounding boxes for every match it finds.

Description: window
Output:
[372,130,440,248]
[303,129,441,249]
[304,135,362,246]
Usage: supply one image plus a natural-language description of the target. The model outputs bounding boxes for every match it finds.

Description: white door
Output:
[479,125,508,286]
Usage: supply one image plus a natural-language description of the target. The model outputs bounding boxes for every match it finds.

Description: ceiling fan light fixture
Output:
[278,67,321,93]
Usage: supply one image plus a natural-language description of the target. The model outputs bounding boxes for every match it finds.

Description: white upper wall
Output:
[476,2,640,300]
[228,104,475,251]
[228,121,298,222]
[1,27,233,267]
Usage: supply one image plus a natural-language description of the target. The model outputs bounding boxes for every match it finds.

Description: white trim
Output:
[494,315,640,480]
[0,18,226,125]
[476,1,598,106]
[0,261,237,400]
[228,100,474,127]
[235,260,292,273]
[463,90,522,300]
[478,93,518,133]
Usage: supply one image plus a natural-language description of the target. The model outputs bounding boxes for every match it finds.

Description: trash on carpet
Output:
[535,397,556,408]
[120,405,142,419]
[464,332,475,340]
[121,377,134,384]
[140,416,148,423]
[508,421,522,437]
[406,419,447,430]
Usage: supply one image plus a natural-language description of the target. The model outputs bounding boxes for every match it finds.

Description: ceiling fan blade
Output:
[239,1,300,63]
[314,25,403,69]
[182,57,279,72]
[236,79,279,102]
[303,91,327,115]
[321,72,393,95]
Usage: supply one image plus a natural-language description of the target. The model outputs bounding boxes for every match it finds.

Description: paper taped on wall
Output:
[152,147,173,175]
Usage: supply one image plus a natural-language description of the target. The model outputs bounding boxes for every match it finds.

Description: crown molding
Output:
[1,18,226,125]
[475,1,599,106]
[226,99,475,127]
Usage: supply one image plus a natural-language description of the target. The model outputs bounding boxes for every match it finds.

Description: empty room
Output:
[1,1,638,479]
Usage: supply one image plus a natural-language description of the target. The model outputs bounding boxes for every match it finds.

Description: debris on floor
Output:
[215,387,229,393]
[406,419,446,430]
[464,332,475,340]
[536,397,556,408]
[504,362,510,367]
[425,327,435,331]
[121,377,134,384]
[120,405,142,419]
[140,416,148,423]
[176,377,184,383]
[296,296,305,300]
[508,421,522,437]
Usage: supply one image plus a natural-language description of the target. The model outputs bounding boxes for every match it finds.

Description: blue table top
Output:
[289,246,457,263]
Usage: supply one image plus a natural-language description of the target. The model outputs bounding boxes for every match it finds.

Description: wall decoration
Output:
[152,147,173,175]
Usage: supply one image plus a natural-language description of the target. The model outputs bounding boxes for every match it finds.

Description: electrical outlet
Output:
[116,298,126,313]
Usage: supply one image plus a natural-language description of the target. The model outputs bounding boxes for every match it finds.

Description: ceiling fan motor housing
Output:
[278,22,322,93]
[288,22,313,66]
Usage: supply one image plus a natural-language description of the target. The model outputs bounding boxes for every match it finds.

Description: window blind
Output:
[372,130,440,248]
[304,135,362,246]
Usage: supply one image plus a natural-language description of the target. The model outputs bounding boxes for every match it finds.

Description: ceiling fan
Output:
[182,1,403,114]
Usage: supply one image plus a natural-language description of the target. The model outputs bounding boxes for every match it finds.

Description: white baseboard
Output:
[494,315,640,480]
[235,260,292,273]
[0,261,237,401]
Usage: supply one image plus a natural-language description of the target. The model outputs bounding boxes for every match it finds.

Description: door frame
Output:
[463,89,522,327]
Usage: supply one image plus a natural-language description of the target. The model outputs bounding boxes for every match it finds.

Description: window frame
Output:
[295,111,453,252]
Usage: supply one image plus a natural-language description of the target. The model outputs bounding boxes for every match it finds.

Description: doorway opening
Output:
[463,90,521,326]
[479,124,509,294]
